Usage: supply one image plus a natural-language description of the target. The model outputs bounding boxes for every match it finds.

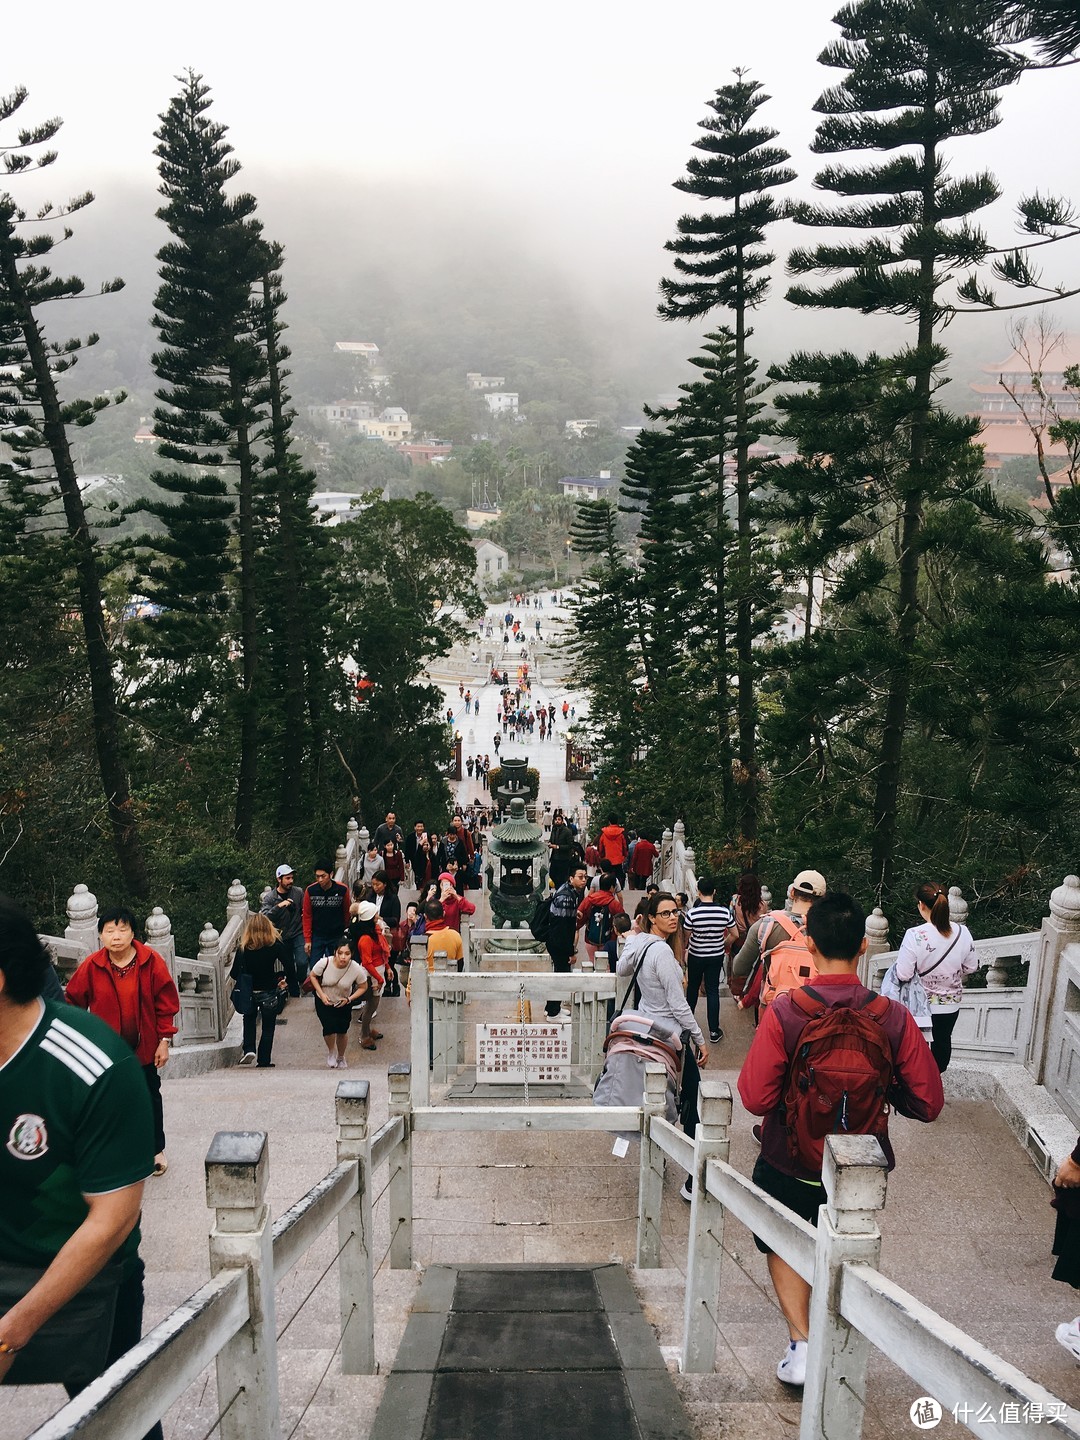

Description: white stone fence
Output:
[27,1071,1080,1440]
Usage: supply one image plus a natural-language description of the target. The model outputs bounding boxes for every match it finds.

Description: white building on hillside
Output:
[484,392,519,415]
[473,537,509,585]
[558,470,616,501]
[310,491,385,526]
[467,372,506,390]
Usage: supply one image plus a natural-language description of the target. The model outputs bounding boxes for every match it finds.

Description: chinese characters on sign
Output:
[476,1023,571,1083]
[948,1401,1070,1425]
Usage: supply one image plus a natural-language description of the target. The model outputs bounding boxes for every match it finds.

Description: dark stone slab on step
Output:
[453,1266,599,1312]
[592,1263,639,1313]
[625,1368,697,1440]
[423,1370,637,1440]
[369,1373,435,1440]
[439,1310,619,1370]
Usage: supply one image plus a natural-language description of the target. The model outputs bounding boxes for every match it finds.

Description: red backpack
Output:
[781,986,894,1172]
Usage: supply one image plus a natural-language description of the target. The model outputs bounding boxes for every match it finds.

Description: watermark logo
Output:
[910,1398,943,1429]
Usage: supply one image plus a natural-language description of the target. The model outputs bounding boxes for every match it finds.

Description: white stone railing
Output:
[28,1070,1080,1440]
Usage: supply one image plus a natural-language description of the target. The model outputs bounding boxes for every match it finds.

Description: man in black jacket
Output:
[545,863,587,1017]
[260,865,303,992]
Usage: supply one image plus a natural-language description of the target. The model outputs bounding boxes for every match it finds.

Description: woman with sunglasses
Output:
[616,891,708,1201]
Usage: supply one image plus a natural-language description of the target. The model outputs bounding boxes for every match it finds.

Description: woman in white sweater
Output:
[617,892,708,1199]
[894,882,978,1073]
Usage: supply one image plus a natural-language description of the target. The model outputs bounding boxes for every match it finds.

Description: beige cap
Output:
[354,901,378,922]
[791,869,827,897]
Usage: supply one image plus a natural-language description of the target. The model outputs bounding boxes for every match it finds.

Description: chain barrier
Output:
[276,1228,354,1341]
[192,1383,244,1440]
[282,1304,357,1440]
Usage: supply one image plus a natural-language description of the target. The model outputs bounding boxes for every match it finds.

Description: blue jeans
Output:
[286,932,306,991]
[308,935,336,977]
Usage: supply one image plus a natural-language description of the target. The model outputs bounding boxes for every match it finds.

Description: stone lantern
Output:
[485,797,547,927]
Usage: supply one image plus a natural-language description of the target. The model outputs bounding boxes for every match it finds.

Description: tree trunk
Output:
[733,292,758,847]
[232,391,259,848]
[261,275,309,829]
[4,256,150,896]
[869,101,938,901]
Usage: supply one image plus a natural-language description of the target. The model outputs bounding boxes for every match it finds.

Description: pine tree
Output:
[1005,1,1080,62]
[0,88,149,896]
[140,72,269,847]
[783,0,1077,898]
[659,74,793,845]
[255,248,331,827]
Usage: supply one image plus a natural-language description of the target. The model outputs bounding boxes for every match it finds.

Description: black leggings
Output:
[930,1010,959,1073]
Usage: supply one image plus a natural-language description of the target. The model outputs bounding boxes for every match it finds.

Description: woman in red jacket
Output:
[66,904,180,1176]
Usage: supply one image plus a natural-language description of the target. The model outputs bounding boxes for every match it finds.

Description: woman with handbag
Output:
[230,913,288,1069]
[894,882,978,1073]
[616,892,709,1200]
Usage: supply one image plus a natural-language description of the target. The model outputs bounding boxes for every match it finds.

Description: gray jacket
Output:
[616,933,704,1047]
[260,883,305,941]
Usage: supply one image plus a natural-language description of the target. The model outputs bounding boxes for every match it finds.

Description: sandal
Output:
[153,1153,168,1177]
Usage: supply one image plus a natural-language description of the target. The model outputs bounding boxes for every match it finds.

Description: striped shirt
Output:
[684,900,734,958]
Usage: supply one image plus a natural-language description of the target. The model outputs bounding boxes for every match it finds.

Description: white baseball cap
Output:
[276,864,294,879]
[791,869,827,897]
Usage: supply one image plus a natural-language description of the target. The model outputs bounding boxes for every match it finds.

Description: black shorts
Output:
[751,1156,824,1255]
[315,998,353,1035]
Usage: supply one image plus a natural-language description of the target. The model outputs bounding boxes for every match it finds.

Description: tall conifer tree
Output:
[782,0,1072,897]
[255,248,331,826]
[0,88,149,895]
[659,74,793,845]
[142,72,269,846]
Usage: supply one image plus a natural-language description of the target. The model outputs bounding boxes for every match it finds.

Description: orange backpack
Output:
[758,910,817,1008]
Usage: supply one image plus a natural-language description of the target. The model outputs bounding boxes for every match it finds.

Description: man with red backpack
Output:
[737,892,943,1388]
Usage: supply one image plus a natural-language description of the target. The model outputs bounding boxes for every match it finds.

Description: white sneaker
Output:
[337,1057,348,1069]
[777,1340,807,1386]
[239,1052,256,1066]
[1056,1318,1080,1361]
[679,1177,693,1202]
[326,1054,338,1068]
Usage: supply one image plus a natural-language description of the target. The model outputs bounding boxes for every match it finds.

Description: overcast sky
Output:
[7,1,1078,377]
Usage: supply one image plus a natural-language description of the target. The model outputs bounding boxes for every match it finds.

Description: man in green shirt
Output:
[0,895,160,1438]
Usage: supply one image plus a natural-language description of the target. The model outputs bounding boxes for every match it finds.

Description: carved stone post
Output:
[226,879,248,924]
[799,1134,888,1440]
[64,884,98,954]
[860,907,890,987]
[205,1132,280,1440]
[388,1063,414,1268]
[681,1080,732,1373]
[145,907,176,978]
[636,1062,667,1269]
[1026,876,1080,1082]
[335,1080,374,1374]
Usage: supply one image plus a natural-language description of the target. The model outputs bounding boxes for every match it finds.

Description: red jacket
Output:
[440,889,476,933]
[66,941,180,1067]
[576,889,625,932]
[737,973,944,1181]
[629,838,658,878]
[598,825,628,865]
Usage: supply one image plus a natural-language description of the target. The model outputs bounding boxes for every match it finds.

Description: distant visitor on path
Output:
[894,882,977,1073]
[232,912,288,1069]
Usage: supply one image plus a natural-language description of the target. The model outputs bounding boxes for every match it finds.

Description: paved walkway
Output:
[6,592,1080,1438]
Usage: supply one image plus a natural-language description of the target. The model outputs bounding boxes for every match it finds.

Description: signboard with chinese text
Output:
[476,1022,571,1083]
